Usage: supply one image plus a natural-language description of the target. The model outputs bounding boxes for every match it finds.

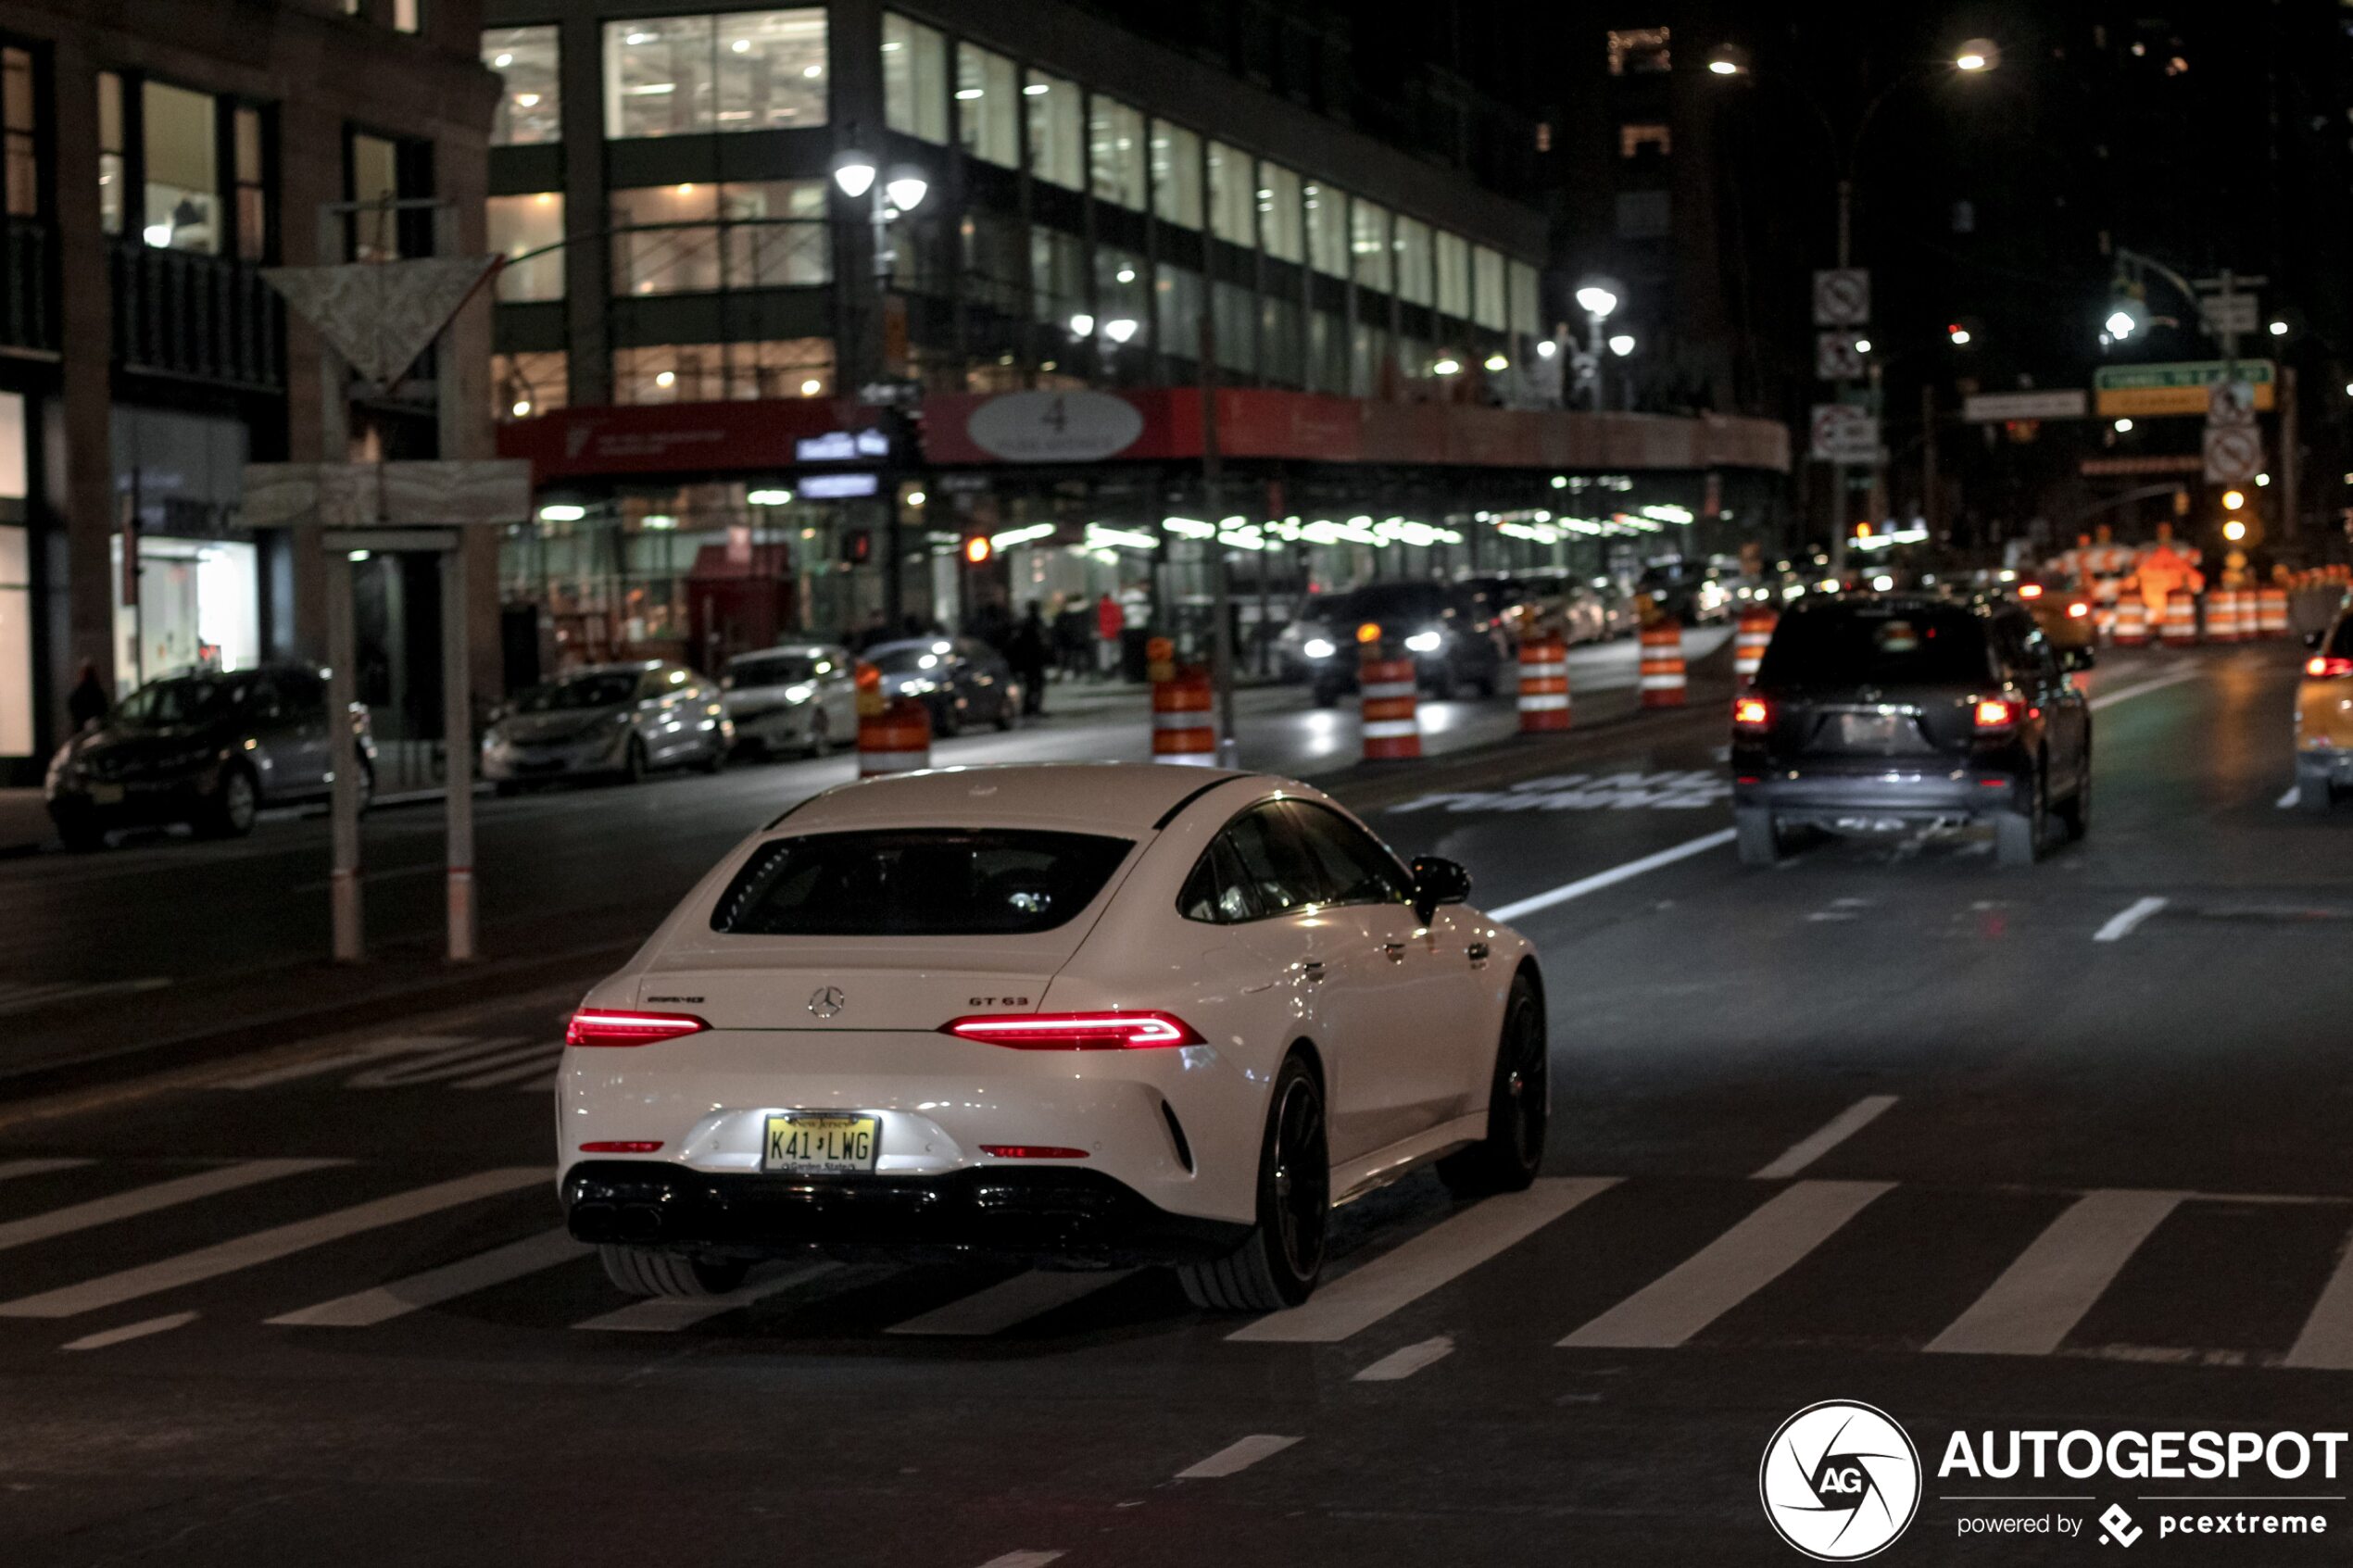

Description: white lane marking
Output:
[1353,1335,1455,1382]
[2279,786,2302,809]
[1486,830,1737,923]
[60,1311,199,1351]
[448,1049,566,1090]
[0,977,170,1018]
[215,1035,471,1091]
[2086,666,2203,711]
[345,1038,535,1089]
[1926,1189,2183,1357]
[1558,1180,1894,1348]
[0,1159,346,1254]
[511,1073,557,1095]
[0,1158,95,1183]
[975,1554,1064,1568]
[1230,1177,1619,1344]
[2092,897,2168,943]
[572,1261,837,1333]
[1173,1434,1302,1480]
[2284,1227,2353,1369]
[1752,1097,1900,1181]
[0,1167,547,1319]
[886,1268,1135,1336]
[269,1228,588,1327]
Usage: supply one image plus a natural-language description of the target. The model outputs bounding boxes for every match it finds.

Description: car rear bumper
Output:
[1734,764,2027,828]
[561,1160,1249,1265]
[2296,747,2353,786]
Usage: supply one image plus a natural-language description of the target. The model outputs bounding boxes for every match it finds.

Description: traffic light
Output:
[2221,488,2247,513]
[962,533,992,565]
[838,529,872,564]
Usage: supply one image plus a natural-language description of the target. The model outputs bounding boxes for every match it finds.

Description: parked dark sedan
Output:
[863,636,1022,736]
[1730,594,2092,867]
[44,664,374,849]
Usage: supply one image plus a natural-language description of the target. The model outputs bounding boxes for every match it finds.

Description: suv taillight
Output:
[2307,656,2353,679]
[1731,695,1772,732]
[564,1009,709,1047]
[1974,698,2020,730]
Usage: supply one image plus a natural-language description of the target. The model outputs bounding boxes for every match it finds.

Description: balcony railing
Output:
[109,240,284,392]
[0,218,57,355]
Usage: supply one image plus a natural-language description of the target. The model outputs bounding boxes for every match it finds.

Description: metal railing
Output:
[109,240,284,390]
[0,217,57,354]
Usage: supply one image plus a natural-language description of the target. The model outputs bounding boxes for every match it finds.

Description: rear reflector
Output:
[1974,698,2020,730]
[979,1145,1090,1160]
[2309,656,2353,679]
[942,1011,1204,1049]
[565,1009,709,1047]
[579,1140,664,1154]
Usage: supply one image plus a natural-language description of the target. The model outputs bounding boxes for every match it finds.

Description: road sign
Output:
[2095,360,2275,418]
[1810,404,1879,464]
[2199,294,2259,336]
[1815,332,1867,381]
[1963,390,2089,423]
[2208,379,2258,426]
[2202,424,2264,484]
[1812,269,1870,327]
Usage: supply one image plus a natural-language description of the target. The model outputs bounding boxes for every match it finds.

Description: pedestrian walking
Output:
[66,660,110,729]
[1094,591,1125,680]
[1011,600,1051,717]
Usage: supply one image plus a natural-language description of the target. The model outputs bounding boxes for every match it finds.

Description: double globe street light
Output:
[831,147,930,279]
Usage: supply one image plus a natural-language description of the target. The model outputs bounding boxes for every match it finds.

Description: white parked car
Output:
[722,643,858,759]
[558,762,1548,1311]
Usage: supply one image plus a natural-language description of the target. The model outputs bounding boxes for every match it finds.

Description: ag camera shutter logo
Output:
[1760,1400,1921,1560]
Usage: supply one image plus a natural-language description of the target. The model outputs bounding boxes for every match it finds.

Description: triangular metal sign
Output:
[264,256,499,386]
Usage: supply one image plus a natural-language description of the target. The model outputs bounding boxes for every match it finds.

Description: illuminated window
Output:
[1605,27,1670,74]
[1391,214,1431,306]
[955,43,1016,167]
[488,193,564,301]
[1206,141,1253,245]
[233,107,268,261]
[609,180,828,295]
[1,49,35,219]
[1305,180,1348,278]
[494,350,568,420]
[98,72,122,234]
[1258,161,1302,263]
[1089,97,1145,210]
[144,82,220,254]
[484,26,560,146]
[614,339,835,403]
[881,13,947,144]
[605,11,828,139]
[1150,120,1201,229]
[1619,122,1671,157]
[1434,230,1467,317]
[1472,246,1506,331]
[1351,198,1389,293]
[1026,70,1081,190]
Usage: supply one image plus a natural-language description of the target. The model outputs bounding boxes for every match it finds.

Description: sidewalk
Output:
[0,789,49,857]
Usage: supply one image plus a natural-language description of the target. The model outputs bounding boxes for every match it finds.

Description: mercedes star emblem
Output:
[807,985,846,1020]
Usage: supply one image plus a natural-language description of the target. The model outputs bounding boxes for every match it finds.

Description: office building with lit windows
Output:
[482,0,1788,671]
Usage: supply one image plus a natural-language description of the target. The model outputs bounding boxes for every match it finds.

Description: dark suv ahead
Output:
[1730,595,2092,867]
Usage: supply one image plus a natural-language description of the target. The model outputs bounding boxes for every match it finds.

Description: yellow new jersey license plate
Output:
[762,1112,880,1173]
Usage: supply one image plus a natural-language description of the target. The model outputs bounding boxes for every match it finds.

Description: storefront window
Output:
[1030,225,1084,326]
[494,350,568,420]
[1258,162,1302,263]
[1151,120,1200,229]
[1473,245,1506,330]
[881,12,947,144]
[1305,180,1347,278]
[1026,70,1081,191]
[605,11,827,139]
[143,82,220,253]
[1392,214,1431,307]
[1206,141,1252,246]
[488,193,565,301]
[1155,262,1202,361]
[610,180,826,295]
[1350,198,1388,294]
[955,44,1017,168]
[1435,229,1468,318]
[613,338,835,403]
[1089,97,1144,210]
[484,25,560,145]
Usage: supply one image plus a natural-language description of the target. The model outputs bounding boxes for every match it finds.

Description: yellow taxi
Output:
[2016,575,2097,654]
[2296,597,2353,812]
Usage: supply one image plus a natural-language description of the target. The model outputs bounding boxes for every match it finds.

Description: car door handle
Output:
[1466,941,1491,966]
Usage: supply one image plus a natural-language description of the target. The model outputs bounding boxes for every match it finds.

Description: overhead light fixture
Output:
[1103,317,1139,344]
[831,151,878,199]
[885,168,929,210]
[1607,333,1635,357]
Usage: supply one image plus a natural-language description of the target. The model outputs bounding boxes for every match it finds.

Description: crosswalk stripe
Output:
[974,1554,1064,1568]
[1926,1189,2183,1357]
[448,1050,565,1090]
[60,1311,200,1351]
[511,1073,557,1095]
[2285,1228,2353,1370]
[0,1166,548,1320]
[0,1159,346,1254]
[0,977,170,1018]
[346,1038,532,1089]
[1231,1177,1619,1344]
[1173,1434,1301,1480]
[0,1158,96,1183]
[1353,1335,1454,1381]
[571,1261,837,1333]
[268,1228,588,1327]
[1753,1097,1899,1181]
[214,1036,471,1091]
[886,1268,1135,1336]
[1559,1180,1894,1349]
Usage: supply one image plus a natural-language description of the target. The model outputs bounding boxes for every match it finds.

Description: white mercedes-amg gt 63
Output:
[558,762,1548,1311]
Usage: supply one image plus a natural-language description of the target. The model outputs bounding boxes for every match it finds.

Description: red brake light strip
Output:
[941,1011,1204,1049]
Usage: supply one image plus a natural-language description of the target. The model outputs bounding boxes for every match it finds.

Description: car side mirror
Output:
[1410,855,1472,922]
[2060,647,2095,672]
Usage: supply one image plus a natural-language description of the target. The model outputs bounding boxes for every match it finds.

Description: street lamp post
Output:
[1574,282,1620,411]
[833,146,927,621]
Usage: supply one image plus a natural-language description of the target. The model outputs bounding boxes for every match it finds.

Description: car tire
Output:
[197,763,259,838]
[1735,807,1781,866]
[2298,764,2335,813]
[2057,752,2092,841]
[597,1244,750,1299]
[1176,1053,1328,1311]
[1439,972,1549,1198]
[54,811,107,852]
[1995,768,2046,867]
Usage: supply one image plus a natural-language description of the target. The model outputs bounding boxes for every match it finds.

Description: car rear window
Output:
[2328,617,2353,659]
[710,829,1133,936]
[1756,605,1993,687]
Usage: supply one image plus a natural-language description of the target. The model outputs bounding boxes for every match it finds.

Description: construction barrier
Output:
[2257,586,2290,640]
[1639,621,1688,708]
[1360,653,1422,760]
[855,674,933,777]
[2112,595,2148,647]
[2208,588,2244,645]
[1733,608,1777,686]
[2160,590,2200,647]
[1149,643,1217,766]
[1516,634,1571,734]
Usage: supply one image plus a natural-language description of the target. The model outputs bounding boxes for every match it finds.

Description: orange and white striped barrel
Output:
[1638,621,1687,708]
[2257,586,2290,639]
[1733,608,1777,686]
[853,660,931,776]
[1359,653,1422,760]
[2160,591,2200,646]
[1151,669,1217,765]
[2207,589,2242,644]
[1516,634,1570,734]
[2112,594,2148,647]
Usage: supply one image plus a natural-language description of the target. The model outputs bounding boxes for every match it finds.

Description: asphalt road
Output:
[3,637,2351,1567]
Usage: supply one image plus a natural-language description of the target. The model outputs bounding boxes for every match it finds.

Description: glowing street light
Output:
[830,152,877,199]
[1574,284,1619,319]
[1103,317,1139,345]
[1607,333,1636,358]
[1955,39,1998,71]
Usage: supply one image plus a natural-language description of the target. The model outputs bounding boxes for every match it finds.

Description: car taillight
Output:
[2308,656,2353,679]
[979,1145,1090,1159]
[1732,696,1772,731]
[2017,583,2044,599]
[564,1009,709,1047]
[1974,698,2020,730]
[2067,600,2090,619]
[941,1011,1204,1049]
[579,1140,664,1153]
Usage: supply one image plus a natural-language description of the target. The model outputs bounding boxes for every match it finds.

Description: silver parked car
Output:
[481,661,731,792]
[722,643,858,759]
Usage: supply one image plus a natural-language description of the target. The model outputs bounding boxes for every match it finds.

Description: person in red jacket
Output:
[1094,591,1125,679]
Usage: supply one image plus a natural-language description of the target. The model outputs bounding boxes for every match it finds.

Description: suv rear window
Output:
[711,829,1132,936]
[1757,604,1993,687]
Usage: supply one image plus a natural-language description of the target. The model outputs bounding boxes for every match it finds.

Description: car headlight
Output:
[1404,630,1443,654]
[1302,637,1337,659]
[782,684,814,705]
